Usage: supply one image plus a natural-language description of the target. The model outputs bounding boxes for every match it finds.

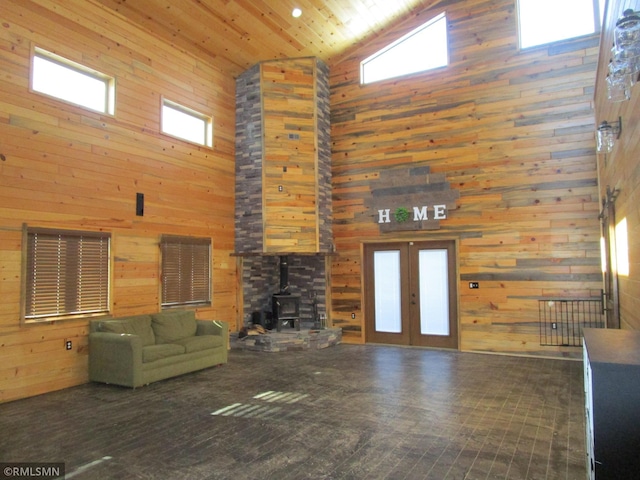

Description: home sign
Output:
[366,167,459,233]
[377,205,448,224]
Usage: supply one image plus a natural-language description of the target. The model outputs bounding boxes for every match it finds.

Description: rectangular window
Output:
[517,0,602,49]
[31,47,115,114]
[161,99,213,147]
[25,228,110,322]
[361,12,448,85]
[161,235,211,307]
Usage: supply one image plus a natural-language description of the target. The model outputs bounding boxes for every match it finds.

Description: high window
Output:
[161,98,213,147]
[361,12,448,85]
[161,235,211,308]
[517,0,604,49]
[31,47,115,115]
[25,228,110,322]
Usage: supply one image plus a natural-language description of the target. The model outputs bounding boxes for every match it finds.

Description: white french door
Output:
[364,240,458,349]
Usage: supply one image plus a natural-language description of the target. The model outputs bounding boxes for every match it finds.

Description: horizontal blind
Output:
[161,236,211,307]
[26,229,110,319]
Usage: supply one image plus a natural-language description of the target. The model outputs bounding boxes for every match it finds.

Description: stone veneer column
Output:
[235,63,263,253]
[235,58,332,328]
[234,58,331,254]
[316,58,333,252]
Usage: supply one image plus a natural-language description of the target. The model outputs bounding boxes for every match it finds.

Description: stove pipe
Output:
[279,255,290,294]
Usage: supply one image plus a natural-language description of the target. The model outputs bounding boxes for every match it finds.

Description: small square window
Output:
[161,99,213,147]
[31,47,115,114]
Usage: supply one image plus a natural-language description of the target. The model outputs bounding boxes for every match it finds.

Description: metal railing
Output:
[539,299,604,347]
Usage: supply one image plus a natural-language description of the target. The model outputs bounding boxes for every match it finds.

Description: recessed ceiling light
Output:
[292,7,302,18]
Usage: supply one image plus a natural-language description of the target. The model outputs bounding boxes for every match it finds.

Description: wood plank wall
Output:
[594,0,640,331]
[0,0,236,402]
[262,58,320,252]
[328,0,603,355]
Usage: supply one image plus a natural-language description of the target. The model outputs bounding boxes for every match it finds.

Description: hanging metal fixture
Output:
[608,9,640,103]
[596,117,622,154]
[614,9,640,55]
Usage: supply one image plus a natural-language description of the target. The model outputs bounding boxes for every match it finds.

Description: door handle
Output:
[601,289,607,314]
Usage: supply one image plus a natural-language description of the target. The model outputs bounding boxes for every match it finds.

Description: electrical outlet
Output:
[551,322,557,330]
[351,313,356,319]
[469,282,479,289]
[65,340,72,350]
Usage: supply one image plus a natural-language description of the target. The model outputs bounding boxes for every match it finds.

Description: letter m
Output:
[413,206,428,221]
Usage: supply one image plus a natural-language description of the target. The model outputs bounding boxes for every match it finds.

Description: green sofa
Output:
[89,310,228,388]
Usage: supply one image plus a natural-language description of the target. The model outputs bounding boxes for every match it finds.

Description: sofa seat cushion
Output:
[98,315,155,346]
[143,343,186,363]
[171,335,223,353]
[151,311,197,344]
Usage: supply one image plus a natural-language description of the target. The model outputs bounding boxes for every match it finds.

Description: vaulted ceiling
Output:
[95,0,439,77]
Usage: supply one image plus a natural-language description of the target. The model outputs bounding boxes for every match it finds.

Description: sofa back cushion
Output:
[96,315,156,346]
[151,310,197,344]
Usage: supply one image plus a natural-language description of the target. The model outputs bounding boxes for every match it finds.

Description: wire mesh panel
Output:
[539,299,604,346]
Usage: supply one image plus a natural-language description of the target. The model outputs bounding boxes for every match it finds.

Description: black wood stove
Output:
[272,256,300,331]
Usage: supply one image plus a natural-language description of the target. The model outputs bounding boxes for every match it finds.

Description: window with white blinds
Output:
[25,228,110,321]
[161,235,211,307]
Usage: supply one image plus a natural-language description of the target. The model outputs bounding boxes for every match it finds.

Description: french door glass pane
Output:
[419,249,449,335]
[374,250,402,333]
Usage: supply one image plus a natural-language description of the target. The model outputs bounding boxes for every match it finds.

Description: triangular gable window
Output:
[361,12,448,85]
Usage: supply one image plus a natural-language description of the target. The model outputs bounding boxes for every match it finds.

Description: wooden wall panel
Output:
[262,58,319,252]
[594,0,640,331]
[0,0,236,402]
[329,0,602,355]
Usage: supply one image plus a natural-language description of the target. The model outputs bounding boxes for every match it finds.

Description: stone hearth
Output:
[230,328,341,353]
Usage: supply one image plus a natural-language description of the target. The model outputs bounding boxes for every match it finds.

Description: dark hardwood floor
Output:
[0,345,586,479]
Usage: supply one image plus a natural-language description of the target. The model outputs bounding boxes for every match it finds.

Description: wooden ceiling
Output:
[94,0,437,77]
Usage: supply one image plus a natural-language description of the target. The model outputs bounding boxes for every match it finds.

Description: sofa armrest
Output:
[196,320,229,348]
[196,320,228,337]
[89,332,143,387]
